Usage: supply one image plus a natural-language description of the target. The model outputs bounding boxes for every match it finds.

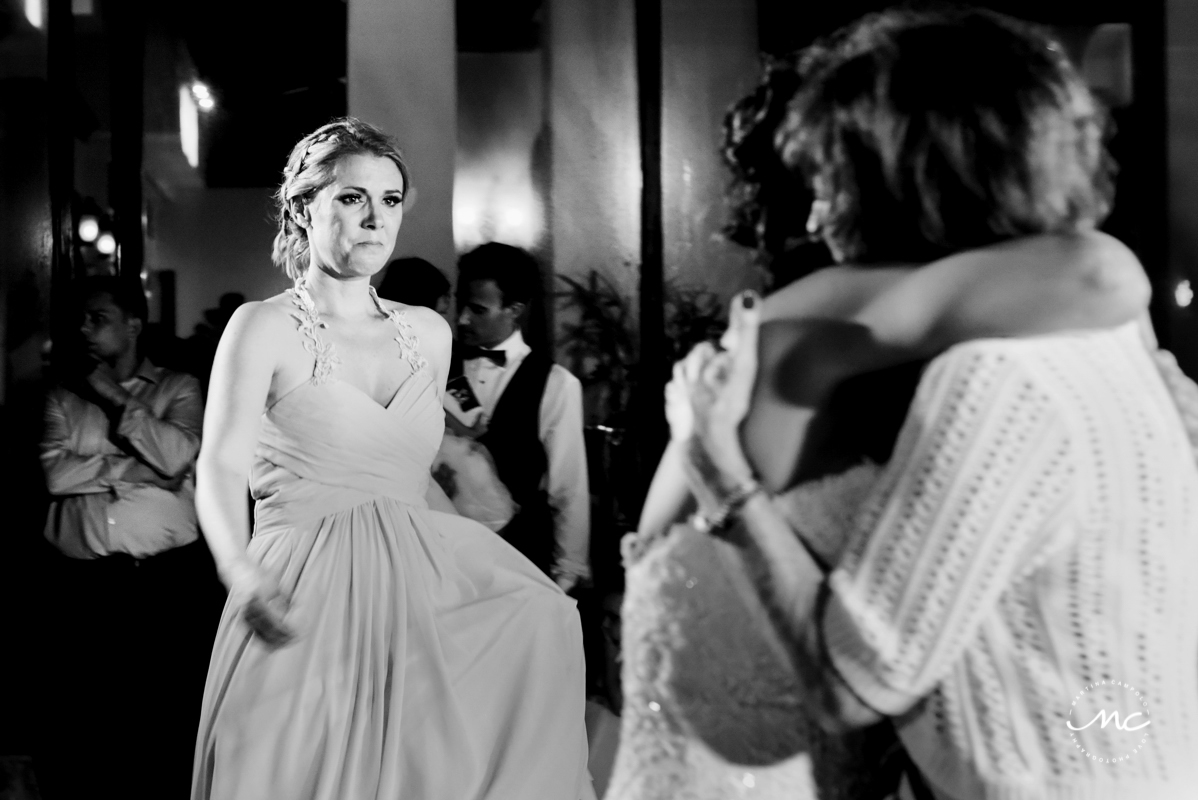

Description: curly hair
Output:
[271,117,412,281]
[723,6,1114,269]
[456,242,541,307]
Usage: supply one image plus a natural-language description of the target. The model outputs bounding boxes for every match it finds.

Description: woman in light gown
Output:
[607,7,1198,800]
[191,118,590,800]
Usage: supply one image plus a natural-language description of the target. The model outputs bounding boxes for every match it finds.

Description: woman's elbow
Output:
[196,446,248,487]
[40,453,77,495]
[811,691,886,734]
[791,644,887,732]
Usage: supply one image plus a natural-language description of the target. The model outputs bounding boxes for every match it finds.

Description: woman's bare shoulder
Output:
[221,297,299,346]
[375,298,446,330]
[375,300,451,353]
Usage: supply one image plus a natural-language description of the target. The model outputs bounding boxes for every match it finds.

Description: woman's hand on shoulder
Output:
[669,292,762,504]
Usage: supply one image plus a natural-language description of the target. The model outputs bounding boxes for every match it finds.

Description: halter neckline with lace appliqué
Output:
[286,280,428,387]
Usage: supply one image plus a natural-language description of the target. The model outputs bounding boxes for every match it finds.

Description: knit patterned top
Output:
[822,322,1198,800]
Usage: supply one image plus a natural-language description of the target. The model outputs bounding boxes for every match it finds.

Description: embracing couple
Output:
[609,7,1198,800]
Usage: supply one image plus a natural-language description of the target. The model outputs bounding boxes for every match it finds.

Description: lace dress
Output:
[607,464,887,800]
[608,336,1198,800]
[191,285,590,800]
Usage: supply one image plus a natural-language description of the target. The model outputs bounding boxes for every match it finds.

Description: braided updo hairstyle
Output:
[272,117,412,281]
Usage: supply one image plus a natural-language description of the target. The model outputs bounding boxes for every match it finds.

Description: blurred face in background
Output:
[301,154,405,279]
[433,292,453,326]
[80,292,140,364]
[456,279,521,348]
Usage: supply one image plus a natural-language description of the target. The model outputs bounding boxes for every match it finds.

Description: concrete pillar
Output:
[546,0,642,304]
[662,0,761,302]
[348,0,457,278]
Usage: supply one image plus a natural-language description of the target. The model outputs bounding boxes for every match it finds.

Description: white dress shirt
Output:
[459,330,591,587]
[41,360,202,559]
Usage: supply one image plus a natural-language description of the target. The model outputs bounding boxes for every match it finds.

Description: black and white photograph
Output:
[2,0,1197,798]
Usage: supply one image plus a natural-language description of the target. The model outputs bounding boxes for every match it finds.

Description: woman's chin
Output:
[327,252,391,279]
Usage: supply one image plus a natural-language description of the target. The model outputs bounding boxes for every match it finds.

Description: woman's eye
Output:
[384,196,403,207]
[339,193,362,204]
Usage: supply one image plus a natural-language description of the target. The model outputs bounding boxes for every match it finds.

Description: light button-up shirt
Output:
[41,360,203,559]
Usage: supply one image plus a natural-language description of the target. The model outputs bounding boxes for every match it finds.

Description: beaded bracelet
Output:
[690,478,767,534]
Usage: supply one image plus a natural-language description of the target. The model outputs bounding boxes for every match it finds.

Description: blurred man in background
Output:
[450,243,591,592]
[38,276,219,800]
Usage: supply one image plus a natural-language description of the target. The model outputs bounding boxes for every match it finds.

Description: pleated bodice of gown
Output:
[191,288,590,800]
[251,370,442,533]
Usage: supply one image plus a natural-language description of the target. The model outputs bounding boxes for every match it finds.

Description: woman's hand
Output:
[84,364,134,410]
[666,291,762,503]
[444,409,488,440]
[222,557,296,647]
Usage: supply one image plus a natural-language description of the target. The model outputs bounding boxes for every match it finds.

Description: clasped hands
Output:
[665,291,762,514]
[444,409,488,440]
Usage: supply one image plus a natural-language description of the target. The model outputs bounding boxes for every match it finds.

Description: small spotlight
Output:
[197,96,215,111]
[191,81,211,100]
[1176,279,1194,309]
[78,215,99,243]
[96,232,117,255]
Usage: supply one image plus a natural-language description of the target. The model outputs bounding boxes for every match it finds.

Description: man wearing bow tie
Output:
[449,243,591,592]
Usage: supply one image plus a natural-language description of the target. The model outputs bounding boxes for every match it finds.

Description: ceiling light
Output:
[78,215,99,243]
[24,0,42,28]
[96,232,116,255]
[179,87,200,167]
[1176,280,1194,309]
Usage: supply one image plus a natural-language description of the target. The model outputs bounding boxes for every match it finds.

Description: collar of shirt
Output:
[467,330,531,371]
[128,359,164,387]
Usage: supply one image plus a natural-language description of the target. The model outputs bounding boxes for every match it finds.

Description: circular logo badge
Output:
[1066,679,1151,763]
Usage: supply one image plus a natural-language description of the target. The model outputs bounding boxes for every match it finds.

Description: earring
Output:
[806,198,830,235]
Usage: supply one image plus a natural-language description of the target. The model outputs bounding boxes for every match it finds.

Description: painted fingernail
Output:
[741,292,756,310]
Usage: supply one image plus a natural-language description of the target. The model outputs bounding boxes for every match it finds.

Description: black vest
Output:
[472,350,555,576]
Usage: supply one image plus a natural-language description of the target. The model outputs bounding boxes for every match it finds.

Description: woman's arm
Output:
[854,230,1149,354]
[668,298,884,730]
[636,231,1148,547]
[636,441,696,542]
[196,302,294,645]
